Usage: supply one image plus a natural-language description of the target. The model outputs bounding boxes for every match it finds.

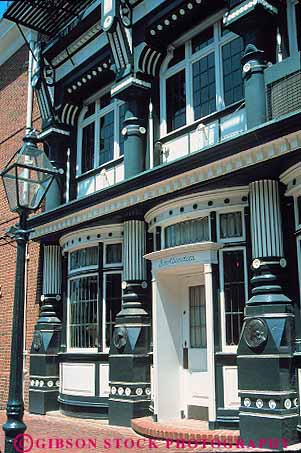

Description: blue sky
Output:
[0,1,8,19]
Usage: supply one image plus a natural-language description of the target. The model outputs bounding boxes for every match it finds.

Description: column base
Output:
[29,389,59,415]
[109,399,151,427]
[240,412,299,450]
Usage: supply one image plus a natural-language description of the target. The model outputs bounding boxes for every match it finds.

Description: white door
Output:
[181,277,210,418]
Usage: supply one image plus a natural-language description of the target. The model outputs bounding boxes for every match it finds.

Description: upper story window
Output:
[164,217,209,248]
[161,21,244,134]
[77,91,126,176]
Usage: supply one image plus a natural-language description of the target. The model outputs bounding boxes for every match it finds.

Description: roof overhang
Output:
[4,0,95,36]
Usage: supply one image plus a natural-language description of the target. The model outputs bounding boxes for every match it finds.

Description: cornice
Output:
[29,127,301,241]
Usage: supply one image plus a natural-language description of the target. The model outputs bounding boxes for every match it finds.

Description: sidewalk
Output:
[0,411,294,452]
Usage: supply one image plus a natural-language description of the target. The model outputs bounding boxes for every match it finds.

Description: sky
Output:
[0,1,8,19]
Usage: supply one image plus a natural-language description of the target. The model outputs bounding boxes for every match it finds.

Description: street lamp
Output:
[1,129,62,453]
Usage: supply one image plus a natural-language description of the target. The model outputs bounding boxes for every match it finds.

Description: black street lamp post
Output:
[0,130,62,453]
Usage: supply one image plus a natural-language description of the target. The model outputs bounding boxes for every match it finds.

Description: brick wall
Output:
[0,44,42,410]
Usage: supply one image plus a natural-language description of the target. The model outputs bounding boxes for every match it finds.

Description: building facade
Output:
[2,0,301,446]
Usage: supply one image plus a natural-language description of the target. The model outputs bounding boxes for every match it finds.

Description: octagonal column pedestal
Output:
[109,219,151,426]
[238,180,299,449]
[29,245,62,414]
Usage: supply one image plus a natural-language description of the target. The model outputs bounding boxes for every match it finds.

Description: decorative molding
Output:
[60,224,123,253]
[137,43,165,77]
[51,23,102,67]
[111,75,151,96]
[223,0,278,28]
[29,130,301,240]
[145,187,249,231]
[280,163,301,197]
[66,58,112,95]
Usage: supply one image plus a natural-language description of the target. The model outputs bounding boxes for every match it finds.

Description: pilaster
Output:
[29,244,62,414]
[109,216,151,426]
[238,180,299,448]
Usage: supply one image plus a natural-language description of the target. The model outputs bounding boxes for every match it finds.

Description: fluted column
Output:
[29,244,62,414]
[109,217,151,426]
[238,180,298,446]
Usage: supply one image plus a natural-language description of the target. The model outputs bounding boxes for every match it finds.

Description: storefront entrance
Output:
[145,242,220,424]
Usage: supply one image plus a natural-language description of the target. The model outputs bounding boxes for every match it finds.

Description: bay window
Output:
[67,244,122,352]
[77,91,125,176]
[161,21,244,135]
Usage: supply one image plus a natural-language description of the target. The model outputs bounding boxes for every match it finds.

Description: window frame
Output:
[76,86,125,177]
[217,208,246,243]
[160,18,243,137]
[287,0,300,55]
[66,243,123,353]
[219,246,248,353]
[162,214,211,249]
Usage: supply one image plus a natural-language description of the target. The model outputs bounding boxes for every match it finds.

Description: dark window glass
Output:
[106,243,122,264]
[168,45,185,68]
[99,110,114,165]
[119,103,127,156]
[105,273,122,347]
[223,250,245,346]
[192,27,214,53]
[69,275,98,349]
[70,246,99,271]
[193,52,216,120]
[165,217,209,248]
[166,70,186,132]
[189,285,206,348]
[220,212,243,239]
[81,122,95,173]
[222,37,244,106]
[100,92,111,109]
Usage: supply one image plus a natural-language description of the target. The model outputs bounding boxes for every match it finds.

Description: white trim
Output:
[30,130,301,240]
[60,224,123,253]
[219,246,248,353]
[159,18,242,137]
[287,0,299,55]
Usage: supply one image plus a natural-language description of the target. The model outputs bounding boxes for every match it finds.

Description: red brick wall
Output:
[0,44,42,410]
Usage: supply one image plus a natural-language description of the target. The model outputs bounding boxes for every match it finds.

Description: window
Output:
[67,245,122,351]
[162,21,244,134]
[287,0,301,54]
[165,217,209,248]
[77,92,125,175]
[189,285,206,348]
[219,212,243,240]
[221,249,246,347]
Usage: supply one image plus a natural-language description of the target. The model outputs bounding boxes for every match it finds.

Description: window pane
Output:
[222,37,244,106]
[189,285,206,348]
[192,27,214,53]
[193,52,216,120]
[105,274,122,347]
[166,70,186,132]
[69,275,98,349]
[220,212,243,239]
[81,122,95,173]
[223,250,245,346]
[70,246,98,271]
[99,110,114,165]
[106,243,122,264]
[165,217,209,248]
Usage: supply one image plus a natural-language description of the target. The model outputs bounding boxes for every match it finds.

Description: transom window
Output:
[77,92,126,175]
[164,217,209,248]
[68,244,122,351]
[161,21,244,134]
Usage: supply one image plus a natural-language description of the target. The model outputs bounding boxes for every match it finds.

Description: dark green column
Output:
[109,216,151,426]
[29,244,62,414]
[39,126,69,210]
[223,0,280,129]
[238,180,298,448]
